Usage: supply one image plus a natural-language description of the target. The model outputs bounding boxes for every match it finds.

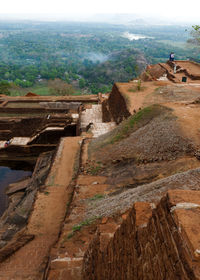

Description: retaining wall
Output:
[102,83,131,124]
[82,190,200,279]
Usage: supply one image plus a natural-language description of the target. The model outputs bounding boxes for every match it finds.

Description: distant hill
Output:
[81,48,147,88]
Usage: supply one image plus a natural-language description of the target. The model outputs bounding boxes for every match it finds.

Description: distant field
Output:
[9,84,88,96]
[10,85,51,96]
[156,40,189,49]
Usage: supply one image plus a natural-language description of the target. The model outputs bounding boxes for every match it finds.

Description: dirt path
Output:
[46,173,109,280]
[166,103,200,146]
[0,137,82,280]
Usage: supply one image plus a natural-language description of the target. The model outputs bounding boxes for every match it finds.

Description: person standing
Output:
[169,52,175,61]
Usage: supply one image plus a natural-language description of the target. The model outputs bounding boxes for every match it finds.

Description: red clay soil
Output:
[25,92,39,97]
[117,80,200,115]
[46,138,124,279]
[47,174,110,280]
[115,81,173,113]
[0,137,82,280]
[167,102,200,146]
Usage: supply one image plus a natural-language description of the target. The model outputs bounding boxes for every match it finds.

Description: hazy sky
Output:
[0,0,199,22]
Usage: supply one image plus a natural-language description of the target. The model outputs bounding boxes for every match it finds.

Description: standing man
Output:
[169,52,175,61]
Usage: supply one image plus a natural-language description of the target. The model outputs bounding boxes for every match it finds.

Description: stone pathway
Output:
[46,175,109,280]
[0,137,82,280]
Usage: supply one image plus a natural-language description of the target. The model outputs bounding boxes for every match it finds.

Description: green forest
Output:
[0,21,199,95]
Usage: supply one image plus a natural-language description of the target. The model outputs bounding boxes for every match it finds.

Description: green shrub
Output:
[137,79,142,91]
[67,216,101,239]
[89,194,104,201]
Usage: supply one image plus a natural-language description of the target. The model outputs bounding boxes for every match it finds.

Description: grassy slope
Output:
[86,104,200,217]
[87,104,196,186]
[89,104,169,151]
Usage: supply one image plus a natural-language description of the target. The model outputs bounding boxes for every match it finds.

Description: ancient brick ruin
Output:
[0,61,200,279]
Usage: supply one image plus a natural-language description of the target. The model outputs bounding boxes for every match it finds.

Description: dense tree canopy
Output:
[0,81,11,95]
[0,22,199,95]
[48,79,75,95]
[188,25,200,46]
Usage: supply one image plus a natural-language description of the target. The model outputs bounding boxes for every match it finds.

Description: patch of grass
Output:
[44,191,50,195]
[88,104,172,158]
[128,86,146,93]
[128,87,137,93]
[67,216,101,239]
[108,106,152,144]
[137,79,141,91]
[107,104,166,145]
[66,193,73,208]
[90,164,102,175]
[89,194,105,201]
[66,232,74,239]
[32,86,50,95]
[109,134,123,144]
[72,224,82,232]
[9,83,87,97]
[85,160,103,175]
[9,90,25,97]
[145,70,151,78]
[129,107,152,127]
[128,79,145,93]
[9,85,51,96]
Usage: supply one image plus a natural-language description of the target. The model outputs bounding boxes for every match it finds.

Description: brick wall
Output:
[102,83,130,124]
[82,190,200,279]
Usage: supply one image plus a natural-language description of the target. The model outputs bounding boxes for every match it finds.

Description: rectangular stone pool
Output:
[0,165,32,216]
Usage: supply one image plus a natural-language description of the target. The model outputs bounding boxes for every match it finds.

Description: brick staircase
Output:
[80,104,115,138]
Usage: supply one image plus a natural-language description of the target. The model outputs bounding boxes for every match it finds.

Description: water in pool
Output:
[0,166,32,216]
